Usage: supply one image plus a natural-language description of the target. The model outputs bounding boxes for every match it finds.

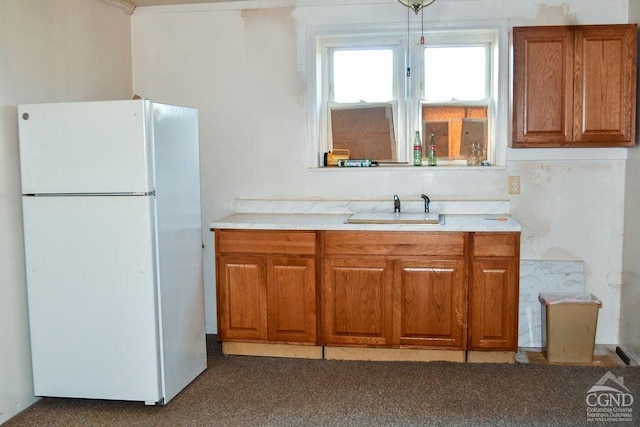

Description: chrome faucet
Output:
[393,195,401,213]
[421,193,430,213]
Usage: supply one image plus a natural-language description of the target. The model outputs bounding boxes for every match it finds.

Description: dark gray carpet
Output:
[6,336,640,426]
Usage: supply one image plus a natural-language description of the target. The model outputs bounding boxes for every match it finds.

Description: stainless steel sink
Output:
[346,212,444,225]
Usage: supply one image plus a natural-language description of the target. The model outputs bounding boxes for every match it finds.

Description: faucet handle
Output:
[420,193,430,213]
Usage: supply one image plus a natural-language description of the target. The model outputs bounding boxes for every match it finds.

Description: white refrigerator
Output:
[18,99,207,405]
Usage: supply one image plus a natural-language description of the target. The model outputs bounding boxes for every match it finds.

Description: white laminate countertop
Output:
[209,213,521,232]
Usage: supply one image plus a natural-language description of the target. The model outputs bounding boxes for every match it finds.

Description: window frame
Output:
[319,34,406,162]
[413,32,498,164]
[306,22,508,168]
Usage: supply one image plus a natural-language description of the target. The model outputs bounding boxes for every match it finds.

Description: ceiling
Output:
[131,0,248,6]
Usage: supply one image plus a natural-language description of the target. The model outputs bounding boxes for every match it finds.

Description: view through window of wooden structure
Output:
[422,105,487,160]
[330,103,396,161]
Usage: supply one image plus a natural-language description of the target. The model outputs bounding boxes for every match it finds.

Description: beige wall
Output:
[0,0,132,422]
[1,1,637,422]
[132,0,634,345]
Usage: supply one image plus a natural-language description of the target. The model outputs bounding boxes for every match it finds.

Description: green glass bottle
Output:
[427,132,437,166]
[412,131,422,166]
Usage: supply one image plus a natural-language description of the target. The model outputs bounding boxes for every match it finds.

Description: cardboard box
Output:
[539,293,601,363]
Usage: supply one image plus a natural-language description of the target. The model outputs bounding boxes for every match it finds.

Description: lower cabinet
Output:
[322,257,393,347]
[214,228,520,359]
[217,254,266,341]
[395,259,467,349]
[215,230,318,344]
[322,231,468,350]
[468,233,521,352]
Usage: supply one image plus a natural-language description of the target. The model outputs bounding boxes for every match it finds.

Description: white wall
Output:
[622,150,640,361]
[132,0,633,344]
[620,1,640,362]
[0,0,132,422]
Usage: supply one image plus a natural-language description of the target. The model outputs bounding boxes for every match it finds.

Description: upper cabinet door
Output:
[512,26,574,147]
[574,25,637,146]
[512,24,637,148]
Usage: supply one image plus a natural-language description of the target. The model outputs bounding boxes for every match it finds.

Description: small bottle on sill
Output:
[427,132,437,166]
[413,131,423,166]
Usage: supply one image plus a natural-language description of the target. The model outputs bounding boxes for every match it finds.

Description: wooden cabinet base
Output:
[216,229,521,364]
[324,346,465,363]
[222,342,323,359]
[467,351,515,364]
[221,342,517,364]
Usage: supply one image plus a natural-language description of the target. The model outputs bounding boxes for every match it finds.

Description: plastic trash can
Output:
[539,293,602,363]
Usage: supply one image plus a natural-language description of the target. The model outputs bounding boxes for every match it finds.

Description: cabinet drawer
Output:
[324,231,465,257]
[472,233,520,258]
[216,229,316,255]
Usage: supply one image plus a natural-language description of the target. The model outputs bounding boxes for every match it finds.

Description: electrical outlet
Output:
[508,176,521,195]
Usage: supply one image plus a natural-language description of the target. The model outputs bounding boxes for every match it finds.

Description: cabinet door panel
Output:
[267,257,317,343]
[394,259,466,349]
[574,25,637,145]
[512,26,573,146]
[322,258,393,346]
[217,255,267,341]
[469,259,519,351]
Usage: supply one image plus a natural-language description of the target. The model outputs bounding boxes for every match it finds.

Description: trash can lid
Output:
[538,292,602,307]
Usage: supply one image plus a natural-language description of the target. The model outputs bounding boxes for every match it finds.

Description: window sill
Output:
[309,164,506,172]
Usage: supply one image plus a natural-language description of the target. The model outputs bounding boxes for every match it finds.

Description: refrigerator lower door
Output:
[22,195,163,403]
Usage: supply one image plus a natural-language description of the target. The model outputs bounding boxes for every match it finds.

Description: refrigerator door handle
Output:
[25,191,156,197]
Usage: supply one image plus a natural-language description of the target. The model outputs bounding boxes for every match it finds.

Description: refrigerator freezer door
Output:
[22,195,162,402]
[18,100,153,194]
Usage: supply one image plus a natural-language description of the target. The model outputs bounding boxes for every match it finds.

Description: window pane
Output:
[422,105,488,161]
[424,46,487,102]
[331,103,396,161]
[333,49,393,103]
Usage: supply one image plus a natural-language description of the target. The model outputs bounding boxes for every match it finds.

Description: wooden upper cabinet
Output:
[512,24,637,148]
[513,26,574,146]
[574,25,637,145]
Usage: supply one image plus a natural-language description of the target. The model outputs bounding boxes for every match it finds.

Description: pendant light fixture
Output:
[404,0,434,76]
[397,0,436,14]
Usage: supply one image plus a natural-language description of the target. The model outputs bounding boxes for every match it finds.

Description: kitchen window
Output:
[314,27,500,166]
[420,43,491,162]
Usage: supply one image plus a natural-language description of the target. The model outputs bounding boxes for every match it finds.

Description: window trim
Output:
[414,33,498,165]
[304,20,509,169]
[319,34,406,162]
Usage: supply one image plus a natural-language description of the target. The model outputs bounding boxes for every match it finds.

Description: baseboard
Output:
[467,351,516,364]
[615,346,640,366]
[324,346,465,363]
[222,342,323,359]
[220,340,515,364]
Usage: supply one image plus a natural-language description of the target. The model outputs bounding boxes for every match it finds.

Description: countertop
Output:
[209,213,521,232]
